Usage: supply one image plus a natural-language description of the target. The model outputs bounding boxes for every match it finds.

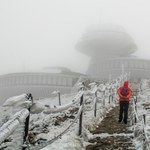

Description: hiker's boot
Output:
[124,120,127,124]
[118,120,122,123]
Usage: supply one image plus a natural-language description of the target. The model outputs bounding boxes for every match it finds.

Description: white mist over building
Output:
[1,23,150,104]
[76,24,150,81]
[0,67,84,104]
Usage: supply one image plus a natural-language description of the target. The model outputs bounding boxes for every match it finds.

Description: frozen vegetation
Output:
[133,79,150,150]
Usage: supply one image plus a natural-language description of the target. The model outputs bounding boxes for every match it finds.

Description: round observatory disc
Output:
[76,24,137,57]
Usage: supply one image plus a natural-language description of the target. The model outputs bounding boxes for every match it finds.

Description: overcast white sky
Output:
[0,0,150,75]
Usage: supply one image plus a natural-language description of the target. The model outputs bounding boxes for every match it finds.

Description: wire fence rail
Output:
[28,105,83,150]
[0,73,129,150]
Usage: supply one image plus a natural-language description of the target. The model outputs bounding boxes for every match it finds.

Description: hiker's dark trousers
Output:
[119,101,129,123]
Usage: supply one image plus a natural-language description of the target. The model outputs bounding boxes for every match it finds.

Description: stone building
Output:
[0,67,84,104]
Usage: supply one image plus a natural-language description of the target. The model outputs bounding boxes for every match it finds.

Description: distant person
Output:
[117,81,132,124]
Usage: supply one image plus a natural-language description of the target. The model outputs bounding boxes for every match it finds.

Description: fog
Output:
[0,0,150,75]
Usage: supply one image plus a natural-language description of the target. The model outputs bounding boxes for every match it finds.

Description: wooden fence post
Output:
[58,92,61,106]
[108,88,110,103]
[108,88,112,103]
[112,94,113,102]
[135,114,137,124]
[103,91,105,107]
[22,112,30,150]
[22,93,33,150]
[94,91,97,117]
[143,114,146,126]
[142,133,146,150]
[78,94,83,136]
[134,97,137,124]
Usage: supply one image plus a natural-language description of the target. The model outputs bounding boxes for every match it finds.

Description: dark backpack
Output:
[120,87,129,96]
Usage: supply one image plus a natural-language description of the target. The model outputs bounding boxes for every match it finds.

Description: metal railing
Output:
[132,95,150,150]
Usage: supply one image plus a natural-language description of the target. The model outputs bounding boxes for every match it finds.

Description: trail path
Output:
[86,106,136,150]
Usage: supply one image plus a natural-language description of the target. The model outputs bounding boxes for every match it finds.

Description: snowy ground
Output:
[0,75,147,150]
[0,88,115,150]
[30,91,115,150]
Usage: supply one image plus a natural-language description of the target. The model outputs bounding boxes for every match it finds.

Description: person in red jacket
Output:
[117,81,132,124]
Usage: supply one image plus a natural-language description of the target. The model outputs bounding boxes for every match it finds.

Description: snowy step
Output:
[90,133,134,138]
[86,135,136,150]
[86,106,136,150]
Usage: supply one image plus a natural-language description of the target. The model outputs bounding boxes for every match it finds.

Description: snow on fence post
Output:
[22,93,33,150]
[52,90,61,106]
[78,93,83,136]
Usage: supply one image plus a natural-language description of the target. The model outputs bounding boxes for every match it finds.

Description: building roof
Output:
[76,24,137,57]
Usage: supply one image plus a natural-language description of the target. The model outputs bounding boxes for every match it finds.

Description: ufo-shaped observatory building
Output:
[76,24,150,81]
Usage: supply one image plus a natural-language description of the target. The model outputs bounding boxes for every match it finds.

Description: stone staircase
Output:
[86,106,136,150]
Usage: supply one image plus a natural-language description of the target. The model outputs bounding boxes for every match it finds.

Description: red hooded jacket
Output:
[117,81,132,102]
